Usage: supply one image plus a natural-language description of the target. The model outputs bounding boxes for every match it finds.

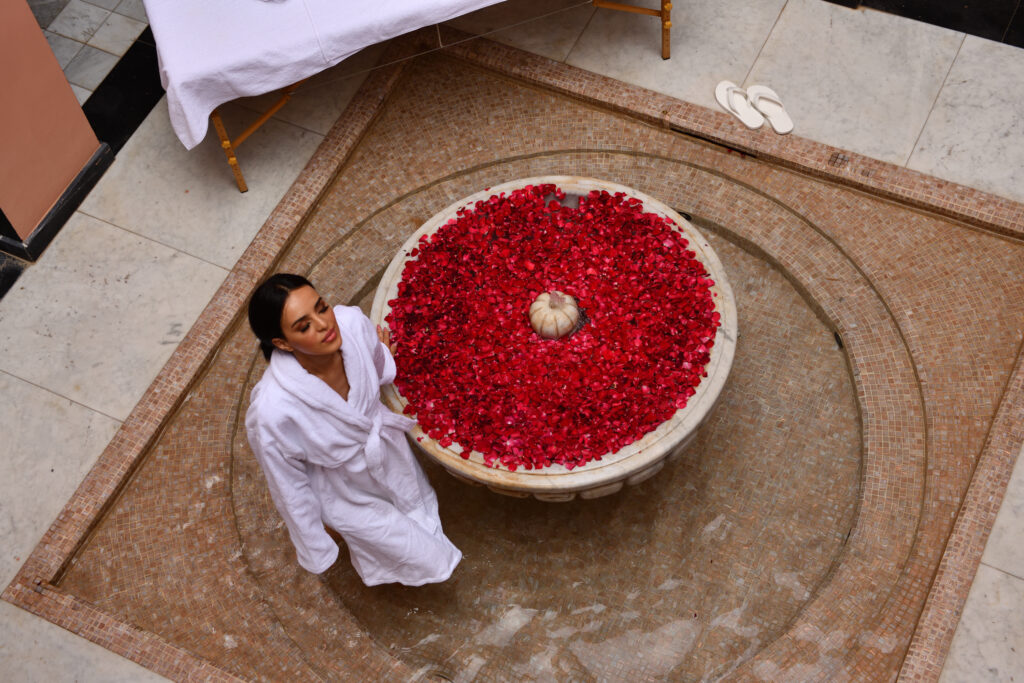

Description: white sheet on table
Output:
[143,0,503,149]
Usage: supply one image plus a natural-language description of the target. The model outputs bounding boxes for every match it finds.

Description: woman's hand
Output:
[376,324,398,357]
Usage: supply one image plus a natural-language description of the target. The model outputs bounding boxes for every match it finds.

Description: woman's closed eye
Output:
[297,300,329,332]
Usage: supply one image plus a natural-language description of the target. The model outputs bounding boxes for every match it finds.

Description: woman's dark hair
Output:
[248,273,314,360]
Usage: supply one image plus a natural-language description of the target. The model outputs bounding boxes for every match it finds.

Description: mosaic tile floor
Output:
[6,37,1024,681]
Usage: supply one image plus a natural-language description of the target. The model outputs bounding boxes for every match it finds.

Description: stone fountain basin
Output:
[371,176,737,501]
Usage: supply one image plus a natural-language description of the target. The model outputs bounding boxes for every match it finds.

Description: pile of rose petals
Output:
[387,184,720,471]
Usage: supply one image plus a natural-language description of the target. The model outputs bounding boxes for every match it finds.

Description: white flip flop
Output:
[715,80,764,130]
[746,85,794,135]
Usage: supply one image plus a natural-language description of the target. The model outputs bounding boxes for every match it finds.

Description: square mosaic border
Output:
[5,29,1023,681]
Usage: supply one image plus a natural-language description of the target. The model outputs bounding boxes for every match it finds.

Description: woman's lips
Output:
[323,327,337,343]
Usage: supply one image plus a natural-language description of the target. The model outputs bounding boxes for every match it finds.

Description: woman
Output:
[245,273,461,586]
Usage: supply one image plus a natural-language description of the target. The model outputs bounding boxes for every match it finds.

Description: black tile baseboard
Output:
[825,0,1024,48]
[1005,3,1024,46]
[83,28,165,154]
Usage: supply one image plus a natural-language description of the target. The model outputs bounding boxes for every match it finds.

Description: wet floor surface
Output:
[14,51,1024,681]
[317,234,860,681]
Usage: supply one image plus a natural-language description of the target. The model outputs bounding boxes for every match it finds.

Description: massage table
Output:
[142,0,672,192]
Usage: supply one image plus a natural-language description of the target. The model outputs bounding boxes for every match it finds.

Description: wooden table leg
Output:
[211,109,248,193]
[662,1,672,60]
[207,80,307,193]
[592,0,672,59]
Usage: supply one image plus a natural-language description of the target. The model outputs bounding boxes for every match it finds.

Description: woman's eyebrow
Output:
[289,298,325,328]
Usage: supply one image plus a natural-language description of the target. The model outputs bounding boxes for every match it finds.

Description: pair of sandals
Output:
[715,81,793,135]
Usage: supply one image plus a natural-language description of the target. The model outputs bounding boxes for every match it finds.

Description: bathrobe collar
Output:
[266,319,416,502]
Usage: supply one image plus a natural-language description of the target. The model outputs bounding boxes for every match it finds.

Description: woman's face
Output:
[273,286,342,357]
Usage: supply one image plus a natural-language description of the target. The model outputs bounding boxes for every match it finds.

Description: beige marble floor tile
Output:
[44,29,84,69]
[0,601,168,682]
[70,83,92,105]
[907,36,1024,204]
[87,11,145,56]
[981,443,1024,578]
[446,0,595,62]
[114,0,147,23]
[0,213,226,420]
[236,43,386,136]
[83,0,121,10]
[567,0,787,111]
[79,97,323,268]
[0,372,120,587]
[64,44,118,90]
[745,0,963,165]
[939,564,1024,682]
[47,0,110,43]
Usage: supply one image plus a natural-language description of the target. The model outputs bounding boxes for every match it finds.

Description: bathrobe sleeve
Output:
[246,401,340,574]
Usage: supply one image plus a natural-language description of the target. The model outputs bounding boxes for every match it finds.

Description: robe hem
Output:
[302,544,340,575]
[358,554,462,587]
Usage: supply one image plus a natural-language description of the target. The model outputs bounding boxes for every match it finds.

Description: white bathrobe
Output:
[245,306,462,585]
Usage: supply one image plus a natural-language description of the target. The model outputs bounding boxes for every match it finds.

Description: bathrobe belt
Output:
[356,408,418,512]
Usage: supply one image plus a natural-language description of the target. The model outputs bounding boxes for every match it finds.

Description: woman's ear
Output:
[272,338,293,352]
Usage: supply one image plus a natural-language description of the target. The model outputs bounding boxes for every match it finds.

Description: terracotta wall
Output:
[1,0,100,240]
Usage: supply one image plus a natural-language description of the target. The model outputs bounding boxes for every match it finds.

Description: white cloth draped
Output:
[245,306,461,585]
[142,0,503,148]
